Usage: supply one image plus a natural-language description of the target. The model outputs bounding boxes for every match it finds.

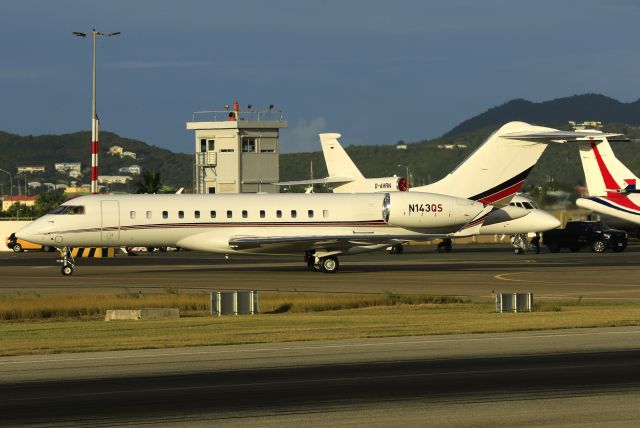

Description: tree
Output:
[34,190,66,217]
[134,170,162,194]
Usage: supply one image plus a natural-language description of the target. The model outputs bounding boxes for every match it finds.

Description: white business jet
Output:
[278,123,564,251]
[16,122,600,275]
[573,133,639,223]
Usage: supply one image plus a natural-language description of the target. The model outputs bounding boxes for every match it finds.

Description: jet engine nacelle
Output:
[382,192,486,229]
[335,177,408,193]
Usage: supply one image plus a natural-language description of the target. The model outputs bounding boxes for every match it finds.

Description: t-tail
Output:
[577,136,636,197]
[574,135,640,223]
[411,121,611,206]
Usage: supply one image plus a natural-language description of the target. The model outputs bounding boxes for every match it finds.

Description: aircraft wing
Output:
[228,234,445,252]
[274,176,355,186]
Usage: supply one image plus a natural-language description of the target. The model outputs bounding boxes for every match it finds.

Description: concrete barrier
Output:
[104,308,180,321]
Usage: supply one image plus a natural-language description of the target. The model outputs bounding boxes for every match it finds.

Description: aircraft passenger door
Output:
[101,200,120,242]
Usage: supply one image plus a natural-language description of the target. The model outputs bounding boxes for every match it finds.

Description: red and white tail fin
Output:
[411,122,613,206]
[578,137,638,197]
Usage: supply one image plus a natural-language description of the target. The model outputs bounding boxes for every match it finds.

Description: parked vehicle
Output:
[542,221,627,253]
[5,233,55,253]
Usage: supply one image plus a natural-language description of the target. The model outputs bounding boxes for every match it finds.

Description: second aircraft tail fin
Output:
[577,137,637,197]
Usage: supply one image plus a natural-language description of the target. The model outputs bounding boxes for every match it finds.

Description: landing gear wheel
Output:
[569,245,580,252]
[514,248,524,255]
[12,243,22,253]
[388,244,404,255]
[437,239,452,253]
[591,240,606,253]
[320,256,339,273]
[57,247,76,276]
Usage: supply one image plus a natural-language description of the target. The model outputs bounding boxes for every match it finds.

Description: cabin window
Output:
[515,202,523,208]
[323,209,329,218]
[162,211,168,219]
[276,210,282,218]
[260,210,265,218]
[146,211,152,219]
[522,202,534,209]
[308,210,314,218]
[227,210,232,218]
[178,211,184,219]
[291,210,297,218]
[130,211,136,220]
[210,210,216,218]
[194,210,200,219]
[242,210,248,218]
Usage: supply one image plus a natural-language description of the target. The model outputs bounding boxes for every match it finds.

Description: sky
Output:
[1,0,639,154]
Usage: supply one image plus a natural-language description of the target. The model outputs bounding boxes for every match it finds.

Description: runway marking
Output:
[494,272,531,282]
[3,328,640,366]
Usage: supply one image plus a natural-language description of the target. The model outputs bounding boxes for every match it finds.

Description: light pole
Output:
[73,29,121,194]
[397,164,410,187]
[0,168,13,204]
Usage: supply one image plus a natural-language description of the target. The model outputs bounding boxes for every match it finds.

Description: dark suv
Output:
[543,221,627,253]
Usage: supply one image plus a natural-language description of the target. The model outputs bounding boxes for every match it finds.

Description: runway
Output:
[2,243,640,299]
[2,327,640,426]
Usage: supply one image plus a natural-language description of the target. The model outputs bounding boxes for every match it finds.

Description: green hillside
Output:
[0,131,193,189]
[2,94,640,195]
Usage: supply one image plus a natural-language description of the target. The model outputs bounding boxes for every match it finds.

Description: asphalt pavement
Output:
[2,327,640,426]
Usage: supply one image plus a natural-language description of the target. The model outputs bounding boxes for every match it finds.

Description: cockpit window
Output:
[48,205,85,215]
[522,202,534,209]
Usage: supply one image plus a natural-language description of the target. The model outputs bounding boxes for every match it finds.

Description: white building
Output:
[187,104,287,193]
[108,146,124,156]
[118,165,141,175]
[122,151,137,159]
[17,166,45,174]
[55,162,82,178]
[99,175,132,185]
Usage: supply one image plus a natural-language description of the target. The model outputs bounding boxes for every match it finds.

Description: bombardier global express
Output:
[16,122,610,275]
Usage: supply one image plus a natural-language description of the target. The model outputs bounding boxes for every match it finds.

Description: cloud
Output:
[280,117,327,153]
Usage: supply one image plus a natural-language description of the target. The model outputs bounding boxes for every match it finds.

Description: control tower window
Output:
[242,137,256,153]
[208,139,215,151]
[200,139,206,153]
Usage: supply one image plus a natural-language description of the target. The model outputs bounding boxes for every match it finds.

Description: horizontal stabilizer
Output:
[502,130,621,142]
[275,177,355,186]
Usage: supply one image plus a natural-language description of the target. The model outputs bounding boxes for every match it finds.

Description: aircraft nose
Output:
[538,210,561,231]
[15,220,47,245]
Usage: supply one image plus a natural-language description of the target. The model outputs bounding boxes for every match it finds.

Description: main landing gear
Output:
[57,247,75,276]
[305,252,340,273]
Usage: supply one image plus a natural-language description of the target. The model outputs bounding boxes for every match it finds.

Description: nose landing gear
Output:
[57,247,75,276]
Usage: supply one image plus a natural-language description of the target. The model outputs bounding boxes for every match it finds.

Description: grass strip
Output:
[0,292,466,320]
[1,301,639,356]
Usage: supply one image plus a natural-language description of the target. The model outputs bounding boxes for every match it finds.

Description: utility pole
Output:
[73,29,121,194]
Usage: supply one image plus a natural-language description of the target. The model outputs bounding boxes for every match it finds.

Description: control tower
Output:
[187,103,287,194]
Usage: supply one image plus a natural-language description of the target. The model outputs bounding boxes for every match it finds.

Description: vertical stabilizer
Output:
[411,122,557,206]
[320,133,365,180]
[578,138,639,196]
